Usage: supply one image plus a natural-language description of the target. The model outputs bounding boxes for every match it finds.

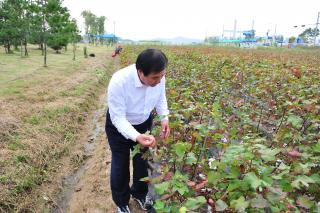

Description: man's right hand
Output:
[136,134,156,148]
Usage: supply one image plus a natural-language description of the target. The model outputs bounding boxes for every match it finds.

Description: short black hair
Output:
[136,49,168,76]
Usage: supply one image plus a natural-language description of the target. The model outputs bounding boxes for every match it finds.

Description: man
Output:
[112,45,123,58]
[105,49,170,213]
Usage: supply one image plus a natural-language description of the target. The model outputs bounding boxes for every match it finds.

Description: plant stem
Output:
[274,108,286,134]
[256,107,263,132]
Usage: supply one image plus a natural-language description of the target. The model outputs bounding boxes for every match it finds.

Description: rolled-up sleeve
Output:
[155,77,169,121]
[107,77,140,141]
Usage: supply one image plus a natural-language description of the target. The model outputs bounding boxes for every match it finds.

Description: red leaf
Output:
[163,172,173,181]
[288,150,301,157]
[195,180,208,191]
[187,181,196,187]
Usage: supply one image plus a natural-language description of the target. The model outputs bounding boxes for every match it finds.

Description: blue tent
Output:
[95,33,119,39]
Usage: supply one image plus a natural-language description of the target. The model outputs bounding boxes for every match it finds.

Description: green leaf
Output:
[230,196,249,211]
[258,147,281,162]
[310,174,320,184]
[179,207,187,213]
[313,143,320,153]
[208,171,221,185]
[154,181,170,195]
[293,163,311,174]
[216,199,228,211]
[227,180,242,192]
[185,152,197,165]
[227,165,240,179]
[139,177,150,182]
[172,182,189,195]
[279,179,293,192]
[250,195,268,208]
[296,196,315,209]
[185,196,206,211]
[131,144,141,159]
[173,142,188,158]
[291,175,315,189]
[266,192,281,204]
[272,170,289,180]
[244,172,261,190]
[154,200,165,211]
[287,115,303,129]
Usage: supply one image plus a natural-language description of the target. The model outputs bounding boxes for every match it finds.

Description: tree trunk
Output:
[44,42,47,67]
[84,46,88,58]
[7,41,11,54]
[73,42,76,61]
[14,43,19,51]
[24,38,28,56]
[20,40,23,57]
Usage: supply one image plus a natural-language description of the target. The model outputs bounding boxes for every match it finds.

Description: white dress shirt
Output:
[107,64,169,142]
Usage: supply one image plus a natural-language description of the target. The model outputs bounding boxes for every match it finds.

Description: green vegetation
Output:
[122,46,320,212]
[0,0,80,55]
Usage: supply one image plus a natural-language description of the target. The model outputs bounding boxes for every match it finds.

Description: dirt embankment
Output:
[0,46,120,212]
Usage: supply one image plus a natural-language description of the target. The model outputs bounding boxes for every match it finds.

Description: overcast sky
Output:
[63,0,320,41]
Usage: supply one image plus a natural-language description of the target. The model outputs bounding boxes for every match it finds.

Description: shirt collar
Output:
[133,65,144,88]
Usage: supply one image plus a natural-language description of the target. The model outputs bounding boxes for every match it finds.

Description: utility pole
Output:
[113,21,116,43]
[314,11,320,46]
[233,20,237,39]
[274,24,277,43]
[41,0,48,67]
[222,25,224,38]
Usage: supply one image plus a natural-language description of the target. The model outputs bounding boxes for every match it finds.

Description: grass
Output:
[0,43,116,211]
[0,45,87,97]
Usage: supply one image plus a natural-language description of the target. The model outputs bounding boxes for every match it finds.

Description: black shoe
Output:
[133,195,154,211]
[117,205,131,213]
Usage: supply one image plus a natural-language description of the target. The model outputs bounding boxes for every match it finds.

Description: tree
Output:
[205,36,220,44]
[97,16,106,44]
[299,27,320,43]
[35,0,79,55]
[81,10,96,43]
[28,0,44,51]
[81,11,107,44]
[0,0,26,54]
[46,0,69,53]
[67,18,81,60]
[289,36,296,43]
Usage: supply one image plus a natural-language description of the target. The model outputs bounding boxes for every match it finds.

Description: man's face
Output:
[138,70,165,87]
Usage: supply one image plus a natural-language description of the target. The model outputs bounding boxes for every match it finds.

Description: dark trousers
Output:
[105,110,152,207]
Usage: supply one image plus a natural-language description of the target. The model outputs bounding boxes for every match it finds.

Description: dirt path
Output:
[49,57,146,213]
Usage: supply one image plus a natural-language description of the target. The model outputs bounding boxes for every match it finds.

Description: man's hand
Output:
[160,120,170,140]
[136,134,157,148]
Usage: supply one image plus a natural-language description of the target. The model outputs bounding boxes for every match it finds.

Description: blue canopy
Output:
[95,33,118,39]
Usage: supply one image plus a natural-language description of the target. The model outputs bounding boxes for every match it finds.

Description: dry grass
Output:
[0,44,117,212]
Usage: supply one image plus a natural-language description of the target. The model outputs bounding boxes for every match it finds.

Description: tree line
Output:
[81,10,108,45]
[0,0,81,55]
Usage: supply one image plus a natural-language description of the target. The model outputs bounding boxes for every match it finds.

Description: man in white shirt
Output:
[105,49,170,213]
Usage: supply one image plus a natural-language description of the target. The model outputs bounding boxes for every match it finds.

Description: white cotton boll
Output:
[208,157,216,170]
[199,173,206,180]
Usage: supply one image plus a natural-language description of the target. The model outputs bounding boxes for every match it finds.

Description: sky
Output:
[63,0,320,41]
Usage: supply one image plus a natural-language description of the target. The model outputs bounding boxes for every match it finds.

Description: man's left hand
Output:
[160,120,170,140]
